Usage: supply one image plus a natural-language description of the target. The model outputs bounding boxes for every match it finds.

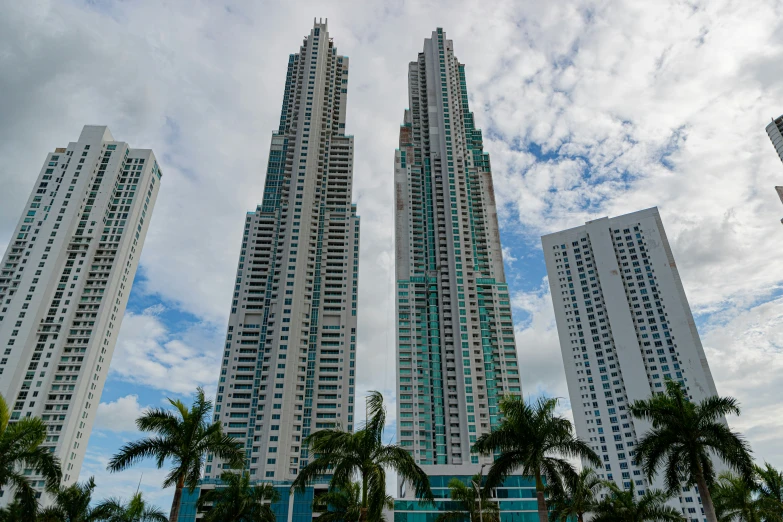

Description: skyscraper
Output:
[0,125,162,497]
[394,28,522,480]
[205,20,359,484]
[777,187,783,223]
[542,207,721,518]
[764,115,783,223]
[766,115,783,163]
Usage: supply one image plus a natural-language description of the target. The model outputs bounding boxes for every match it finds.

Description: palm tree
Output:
[292,391,433,522]
[712,468,783,522]
[0,394,61,506]
[0,499,35,522]
[312,482,393,522]
[471,396,601,522]
[93,492,168,522]
[712,472,766,522]
[590,480,683,522]
[106,387,246,522]
[629,380,754,522]
[37,477,107,522]
[547,468,603,522]
[197,471,279,522]
[755,463,783,522]
[312,482,362,522]
[436,476,499,522]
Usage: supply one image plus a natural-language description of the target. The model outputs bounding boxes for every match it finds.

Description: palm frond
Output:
[106,437,175,473]
[365,391,386,445]
[135,408,180,436]
[375,444,432,502]
[0,395,9,438]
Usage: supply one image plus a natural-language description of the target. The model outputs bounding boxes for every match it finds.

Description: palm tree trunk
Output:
[535,471,547,522]
[695,467,717,522]
[577,513,584,522]
[360,471,368,522]
[169,475,185,522]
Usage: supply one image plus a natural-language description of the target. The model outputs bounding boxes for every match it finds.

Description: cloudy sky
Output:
[2,0,783,508]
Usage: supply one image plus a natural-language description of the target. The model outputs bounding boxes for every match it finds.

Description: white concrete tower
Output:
[766,115,783,163]
[764,115,783,223]
[542,207,722,521]
[0,125,162,499]
[206,20,359,482]
[393,28,521,480]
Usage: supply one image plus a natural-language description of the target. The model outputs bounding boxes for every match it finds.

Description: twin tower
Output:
[207,22,522,486]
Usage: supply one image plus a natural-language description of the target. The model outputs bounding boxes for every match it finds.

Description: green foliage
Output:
[197,471,279,522]
[0,393,62,513]
[37,477,106,522]
[713,472,766,522]
[630,381,754,491]
[590,481,684,522]
[547,468,602,522]
[313,482,364,522]
[755,463,783,522]
[313,482,393,522]
[712,467,783,522]
[471,395,600,521]
[93,492,168,522]
[0,499,37,522]
[630,380,754,522]
[435,476,499,522]
[292,391,432,522]
[107,387,245,522]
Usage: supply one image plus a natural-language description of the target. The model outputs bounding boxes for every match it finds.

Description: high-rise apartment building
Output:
[777,186,783,222]
[393,28,521,479]
[766,115,783,163]
[767,116,783,223]
[764,115,783,223]
[205,20,359,484]
[542,207,721,521]
[0,125,162,498]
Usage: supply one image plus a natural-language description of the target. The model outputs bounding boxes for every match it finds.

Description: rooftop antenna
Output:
[136,473,143,495]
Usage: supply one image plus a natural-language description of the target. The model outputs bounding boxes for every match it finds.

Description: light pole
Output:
[472,463,489,522]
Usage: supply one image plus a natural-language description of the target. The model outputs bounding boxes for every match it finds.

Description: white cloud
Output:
[481,0,783,313]
[512,279,571,401]
[80,451,173,511]
[702,297,783,465]
[95,395,148,434]
[111,306,223,395]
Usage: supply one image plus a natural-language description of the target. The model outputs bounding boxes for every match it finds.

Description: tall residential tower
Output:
[764,115,783,224]
[394,28,521,481]
[542,207,722,521]
[0,125,162,497]
[765,115,783,163]
[206,20,359,484]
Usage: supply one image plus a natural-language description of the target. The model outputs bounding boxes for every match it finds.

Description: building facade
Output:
[0,125,162,499]
[766,115,783,163]
[206,19,359,484]
[394,464,539,522]
[178,478,326,522]
[542,207,721,521]
[765,116,783,224]
[777,187,783,221]
[394,28,521,480]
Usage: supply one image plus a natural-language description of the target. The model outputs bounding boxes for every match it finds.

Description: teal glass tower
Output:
[394,28,522,476]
